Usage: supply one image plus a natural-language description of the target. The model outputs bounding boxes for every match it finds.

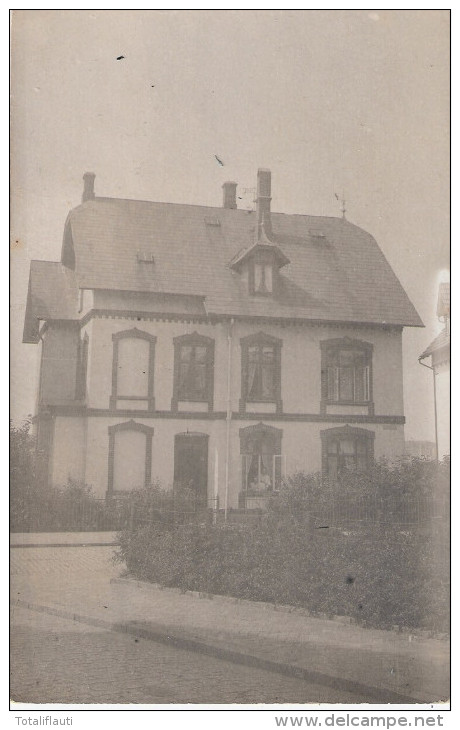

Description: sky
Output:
[10,9,450,442]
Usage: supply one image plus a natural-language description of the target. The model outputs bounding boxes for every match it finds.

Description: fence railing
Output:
[305,494,449,527]
[11,491,449,533]
[10,492,212,533]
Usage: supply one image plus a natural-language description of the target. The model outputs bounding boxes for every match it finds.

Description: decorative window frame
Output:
[320,337,374,415]
[320,425,375,477]
[239,422,284,504]
[110,328,156,411]
[240,332,283,414]
[107,420,154,498]
[239,422,283,455]
[171,332,215,412]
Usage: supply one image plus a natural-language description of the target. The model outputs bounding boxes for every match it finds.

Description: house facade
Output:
[23,169,422,508]
[419,282,450,460]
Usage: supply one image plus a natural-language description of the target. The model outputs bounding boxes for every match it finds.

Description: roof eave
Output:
[229,243,290,271]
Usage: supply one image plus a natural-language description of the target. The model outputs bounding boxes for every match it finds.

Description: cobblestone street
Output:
[10,542,371,705]
[10,536,449,705]
[12,604,368,704]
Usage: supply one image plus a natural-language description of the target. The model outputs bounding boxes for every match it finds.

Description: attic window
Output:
[137,251,155,263]
[204,216,221,227]
[254,262,273,293]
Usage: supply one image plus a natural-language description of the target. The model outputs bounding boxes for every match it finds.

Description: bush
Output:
[117,459,449,633]
[10,419,132,532]
[127,481,204,527]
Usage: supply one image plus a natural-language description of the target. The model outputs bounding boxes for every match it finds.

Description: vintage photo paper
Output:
[10,9,450,711]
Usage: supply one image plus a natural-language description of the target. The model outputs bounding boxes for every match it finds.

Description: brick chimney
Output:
[82,172,96,203]
[257,168,272,236]
[222,181,237,209]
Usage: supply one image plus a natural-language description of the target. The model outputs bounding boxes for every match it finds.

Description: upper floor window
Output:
[248,343,275,399]
[320,426,375,480]
[240,332,282,413]
[254,262,273,294]
[110,328,156,411]
[172,333,214,410]
[321,338,373,406]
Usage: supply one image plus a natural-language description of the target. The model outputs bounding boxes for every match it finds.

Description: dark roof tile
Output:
[27,196,423,331]
[23,261,79,343]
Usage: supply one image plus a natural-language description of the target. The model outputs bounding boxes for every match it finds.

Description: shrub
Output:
[117,459,449,632]
[121,481,209,530]
[10,418,106,532]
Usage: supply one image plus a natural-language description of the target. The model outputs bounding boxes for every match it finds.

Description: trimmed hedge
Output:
[117,520,448,632]
[116,460,449,633]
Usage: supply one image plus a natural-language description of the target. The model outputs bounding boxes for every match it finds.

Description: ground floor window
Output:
[107,420,153,496]
[321,426,374,480]
[242,453,285,495]
[239,423,283,504]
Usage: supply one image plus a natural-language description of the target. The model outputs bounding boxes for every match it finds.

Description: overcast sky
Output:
[10,9,449,442]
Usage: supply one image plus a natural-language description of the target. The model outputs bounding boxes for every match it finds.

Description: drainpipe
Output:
[224,318,235,520]
[418,356,439,462]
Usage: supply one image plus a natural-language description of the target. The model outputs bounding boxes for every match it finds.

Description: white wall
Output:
[435,364,450,458]
[51,416,86,486]
[84,316,404,416]
[51,313,406,501]
[81,414,405,502]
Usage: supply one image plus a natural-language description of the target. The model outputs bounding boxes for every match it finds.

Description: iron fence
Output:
[306,493,449,527]
[11,489,449,533]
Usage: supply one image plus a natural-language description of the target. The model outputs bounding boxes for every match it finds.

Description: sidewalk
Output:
[10,531,119,547]
[11,541,449,705]
[108,578,450,704]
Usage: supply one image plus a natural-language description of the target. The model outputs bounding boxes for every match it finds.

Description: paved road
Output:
[11,604,368,704]
[10,544,371,704]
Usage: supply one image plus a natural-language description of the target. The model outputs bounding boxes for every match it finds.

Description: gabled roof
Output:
[419,327,450,360]
[23,261,79,343]
[229,221,290,270]
[24,195,423,336]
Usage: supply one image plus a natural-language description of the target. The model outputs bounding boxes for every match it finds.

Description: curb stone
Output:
[10,598,418,704]
[111,576,449,640]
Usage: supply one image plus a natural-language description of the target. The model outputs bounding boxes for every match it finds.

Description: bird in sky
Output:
[116,55,125,61]
[214,155,224,166]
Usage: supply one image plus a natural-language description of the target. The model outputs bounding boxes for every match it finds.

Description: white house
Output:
[23,169,423,509]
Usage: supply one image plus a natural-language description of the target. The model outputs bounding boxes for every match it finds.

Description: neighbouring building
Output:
[405,440,436,460]
[419,282,450,460]
[23,169,423,508]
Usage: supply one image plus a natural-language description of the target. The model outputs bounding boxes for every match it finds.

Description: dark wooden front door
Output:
[174,434,208,507]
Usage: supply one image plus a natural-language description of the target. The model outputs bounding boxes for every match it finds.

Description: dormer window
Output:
[254,262,273,294]
[229,221,290,299]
